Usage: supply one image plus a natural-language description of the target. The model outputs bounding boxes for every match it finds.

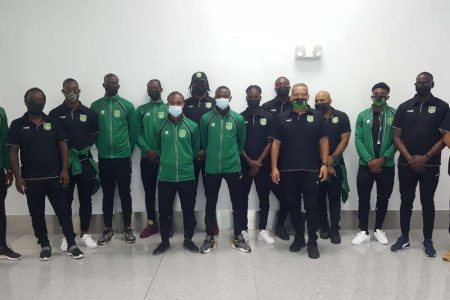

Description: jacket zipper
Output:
[174,123,179,181]
[109,101,113,158]
[219,116,224,173]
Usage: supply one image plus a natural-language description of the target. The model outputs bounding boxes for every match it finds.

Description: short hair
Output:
[24,87,46,101]
[62,78,78,87]
[215,86,230,93]
[104,73,118,81]
[246,85,262,95]
[291,83,308,90]
[275,76,290,84]
[417,71,433,81]
[148,79,161,86]
[167,91,184,101]
[372,82,390,93]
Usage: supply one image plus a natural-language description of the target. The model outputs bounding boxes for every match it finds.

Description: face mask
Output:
[276,86,290,97]
[148,90,161,101]
[215,98,230,110]
[27,101,45,115]
[105,87,119,97]
[372,96,387,107]
[315,103,329,113]
[193,83,207,95]
[416,85,431,97]
[292,98,308,110]
[247,99,260,109]
[64,91,79,102]
[168,105,183,118]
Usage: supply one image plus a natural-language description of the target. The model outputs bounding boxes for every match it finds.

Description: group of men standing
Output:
[0,71,449,262]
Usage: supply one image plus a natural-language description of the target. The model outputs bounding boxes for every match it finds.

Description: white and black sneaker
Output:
[39,246,52,261]
[200,235,216,253]
[232,235,251,253]
[67,245,84,259]
[98,228,115,245]
[124,228,136,243]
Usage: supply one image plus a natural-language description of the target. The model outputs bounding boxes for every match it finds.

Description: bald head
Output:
[314,90,332,114]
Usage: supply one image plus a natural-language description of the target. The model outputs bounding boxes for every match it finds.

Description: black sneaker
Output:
[232,235,251,253]
[200,235,216,253]
[307,242,320,259]
[153,242,170,255]
[275,226,290,241]
[391,236,410,252]
[423,239,436,257]
[68,245,84,259]
[319,227,330,240]
[124,228,136,243]
[0,245,22,261]
[330,230,341,244]
[289,236,306,252]
[183,239,200,253]
[39,246,52,261]
[98,228,115,245]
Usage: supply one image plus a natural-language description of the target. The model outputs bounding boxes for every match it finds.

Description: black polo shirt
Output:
[439,111,450,175]
[240,107,273,168]
[49,101,98,151]
[393,94,449,166]
[6,113,67,180]
[324,107,351,159]
[183,95,215,124]
[272,109,327,172]
[261,97,292,116]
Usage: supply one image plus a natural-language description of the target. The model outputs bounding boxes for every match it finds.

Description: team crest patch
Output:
[428,106,436,114]
[158,112,165,119]
[332,116,339,124]
[196,72,202,78]
[80,114,87,122]
[164,130,170,136]
[260,118,267,126]
[387,117,393,125]
[114,110,121,117]
[307,115,314,123]
[226,122,233,130]
[43,123,52,131]
[179,129,186,138]
[206,103,212,109]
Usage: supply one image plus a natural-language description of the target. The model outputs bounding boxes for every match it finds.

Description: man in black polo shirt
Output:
[241,85,275,244]
[439,112,450,262]
[49,78,99,251]
[391,72,449,257]
[314,91,351,244]
[7,88,83,261]
[183,71,218,234]
[262,76,292,241]
[271,83,329,259]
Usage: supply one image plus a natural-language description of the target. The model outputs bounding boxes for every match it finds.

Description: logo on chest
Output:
[428,106,436,114]
[387,117,393,125]
[158,112,165,119]
[206,103,212,109]
[43,123,52,131]
[332,116,339,124]
[307,115,314,123]
[80,114,87,122]
[164,130,170,136]
[260,118,267,126]
[179,129,186,138]
[114,110,121,118]
[225,122,233,130]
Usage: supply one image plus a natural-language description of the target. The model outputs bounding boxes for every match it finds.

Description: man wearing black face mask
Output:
[7,88,83,260]
[261,76,292,241]
[314,91,351,244]
[391,72,449,257]
[183,72,218,234]
[49,78,99,251]
[240,85,275,244]
[136,79,171,239]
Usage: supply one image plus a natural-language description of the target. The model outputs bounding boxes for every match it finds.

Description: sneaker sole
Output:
[125,238,136,244]
[0,255,22,261]
[257,235,275,244]
[39,256,52,261]
[70,254,84,259]
[231,244,251,253]
[392,243,410,252]
[423,246,436,257]
[80,243,98,249]
[200,244,217,253]
[351,238,370,245]
[98,234,115,245]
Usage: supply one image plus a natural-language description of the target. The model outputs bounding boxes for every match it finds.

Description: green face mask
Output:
[293,98,308,110]
[372,96,387,107]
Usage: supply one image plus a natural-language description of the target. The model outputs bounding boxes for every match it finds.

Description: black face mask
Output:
[315,103,329,113]
[276,86,290,97]
[27,102,45,115]
[247,100,260,109]
[416,85,431,97]
[105,87,119,97]
[148,90,161,101]
[193,83,207,95]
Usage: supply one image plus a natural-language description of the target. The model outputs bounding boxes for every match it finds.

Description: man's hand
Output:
[60,170,69,188]
[319,165,328,182]
[271,168,280,184]
[408,155,428,172]
[247,159,262,170]
[5,170,13,188]
[15,176,26,194]
[146,150,159,163]
[328,165,336,177]
[368,158,384,174]
[197,150,205,161]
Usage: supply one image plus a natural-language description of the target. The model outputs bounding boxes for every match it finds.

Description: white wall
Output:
[1,0,450,215]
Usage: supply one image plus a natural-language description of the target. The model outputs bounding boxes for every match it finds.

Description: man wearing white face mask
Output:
[151,92,201,255]
[199,86,249,253]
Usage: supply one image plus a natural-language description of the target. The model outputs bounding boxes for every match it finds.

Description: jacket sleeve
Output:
[136,107,151,154]
[237,116,246,154]
[381,109,397,160]
[151,122,162,156]
[355,112,373,164]
[192,124,200,161]
[0,108,10,169]
[199,115,208,150]
[127,103,138,151]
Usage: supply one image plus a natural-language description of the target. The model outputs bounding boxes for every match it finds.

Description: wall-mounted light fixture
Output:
[295,45,323,59]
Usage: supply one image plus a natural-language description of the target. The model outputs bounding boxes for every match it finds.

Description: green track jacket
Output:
[136,100,168,158]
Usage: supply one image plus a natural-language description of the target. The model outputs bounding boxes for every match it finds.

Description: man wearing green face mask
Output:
[353,82,396,246]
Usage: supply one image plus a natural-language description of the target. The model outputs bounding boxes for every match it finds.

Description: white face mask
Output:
[168,105,183,118]
[215,98,230,110]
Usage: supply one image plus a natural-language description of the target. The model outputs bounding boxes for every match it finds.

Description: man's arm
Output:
[271,139,281,184]
[9,146,25,194]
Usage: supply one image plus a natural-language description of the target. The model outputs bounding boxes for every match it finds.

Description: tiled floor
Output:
[1,230,449,300]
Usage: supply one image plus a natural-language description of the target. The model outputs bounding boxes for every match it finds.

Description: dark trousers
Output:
[318,166,343,231]
[241,165,271,230]
[67,160,95,232]
[193,159,206,187]
[357,166,394,232]
[398,165,440,239]
[158,180,196,242]
[204,172,246,236]
[0,171,6,246]
[281,171,319,242]
[99,158,132,228]
[271,182,289,227]
[25,178,76,247]
[140,158,159,221]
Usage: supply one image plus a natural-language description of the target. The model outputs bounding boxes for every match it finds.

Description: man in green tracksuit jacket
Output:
[136,79,169,238]
[151,91,200,255]
[352,82,397,246]
[90,73,138,245]
[198,86,251,254]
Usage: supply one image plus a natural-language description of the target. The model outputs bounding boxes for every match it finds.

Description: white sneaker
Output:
[60,237,68,252]
[242,230,249,242]
[79,234,98,249]
[351,231,370,245]
[258,230,275,244]
[373,229,388,245]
